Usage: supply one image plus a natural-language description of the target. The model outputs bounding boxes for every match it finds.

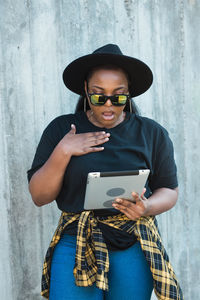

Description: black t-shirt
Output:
[27,111,178,249]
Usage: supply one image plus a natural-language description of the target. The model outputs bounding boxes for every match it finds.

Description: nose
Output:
[104,98,112,106]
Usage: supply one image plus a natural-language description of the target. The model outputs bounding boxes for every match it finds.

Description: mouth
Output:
[102,111,114,121]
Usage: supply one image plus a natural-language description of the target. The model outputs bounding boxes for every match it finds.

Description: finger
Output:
[70,124,76,135]
[112,203,139,220]
[92,131,110,138]
[90,136,110,146]
[114,198,144,214]
[83,146,105,154]
[141,188,146,199]
[85,133,110,147]
[115,198,133,207]
[131,191,141,202]
[113,199,136,212]
[88,132,110,141]
[86,131,107,138]
[120,209,138,220]
[117,204,140,219]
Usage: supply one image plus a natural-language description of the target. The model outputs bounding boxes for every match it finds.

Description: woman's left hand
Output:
[112,189,149,220]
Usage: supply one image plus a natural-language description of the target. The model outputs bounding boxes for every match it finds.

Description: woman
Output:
[27,44,183,300]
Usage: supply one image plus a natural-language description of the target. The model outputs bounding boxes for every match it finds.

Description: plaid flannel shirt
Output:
[41,211,183,300]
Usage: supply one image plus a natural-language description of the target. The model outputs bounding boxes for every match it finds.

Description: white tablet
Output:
[84,169,150,210]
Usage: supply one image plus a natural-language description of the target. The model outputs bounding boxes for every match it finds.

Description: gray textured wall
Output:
[0,0,200,299]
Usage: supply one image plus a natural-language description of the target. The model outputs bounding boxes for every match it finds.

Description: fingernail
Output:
[115,199,122,203]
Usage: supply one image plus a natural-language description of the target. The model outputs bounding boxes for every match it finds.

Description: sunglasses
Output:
[88,93,130,106]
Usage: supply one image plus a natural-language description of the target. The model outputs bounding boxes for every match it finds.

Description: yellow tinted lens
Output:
[118,95,127,104]
[90,94,99,104]
[90,94,104,105]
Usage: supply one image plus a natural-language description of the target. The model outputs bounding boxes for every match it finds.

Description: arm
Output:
[29,125,110,207]
[112,187,178,220]
[143,187,178,216]
[29,144,71,207]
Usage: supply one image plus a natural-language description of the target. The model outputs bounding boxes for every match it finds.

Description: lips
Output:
[102,111,114,120]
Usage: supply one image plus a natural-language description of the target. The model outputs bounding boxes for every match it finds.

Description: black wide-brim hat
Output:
[63,44,153,97]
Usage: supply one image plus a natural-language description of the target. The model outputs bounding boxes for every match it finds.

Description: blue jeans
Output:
[49,234,153,300]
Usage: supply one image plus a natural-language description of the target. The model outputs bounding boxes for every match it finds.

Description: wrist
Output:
[142,198,151,217]
[56,140,73,158]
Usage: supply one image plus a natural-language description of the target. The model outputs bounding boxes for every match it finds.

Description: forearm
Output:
[29,144,72,207]
[145,187,178,216]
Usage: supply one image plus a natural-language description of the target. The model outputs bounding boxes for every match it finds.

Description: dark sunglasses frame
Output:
[87,93,130,106]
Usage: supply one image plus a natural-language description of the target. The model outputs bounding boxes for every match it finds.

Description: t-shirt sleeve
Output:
[149,127,178,191]
[27,117,70,182]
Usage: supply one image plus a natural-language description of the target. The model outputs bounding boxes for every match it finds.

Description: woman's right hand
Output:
[29,124,110,206]
[58,124,110,156]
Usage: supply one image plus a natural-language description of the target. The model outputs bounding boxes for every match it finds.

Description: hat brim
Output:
[63,53,153,97]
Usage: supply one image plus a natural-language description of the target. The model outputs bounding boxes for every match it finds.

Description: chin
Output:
[94,113,119,128]
[101,120,116,128]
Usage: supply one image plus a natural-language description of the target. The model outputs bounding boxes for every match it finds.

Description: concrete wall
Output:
[0,0,199,299]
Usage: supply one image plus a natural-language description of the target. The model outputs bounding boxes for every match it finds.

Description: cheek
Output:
[92,107,103,116]
[114,106,125,115]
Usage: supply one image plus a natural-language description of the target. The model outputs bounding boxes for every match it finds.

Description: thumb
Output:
[132,188,146,202]
[70,124,76,135]
[140,188,146,199]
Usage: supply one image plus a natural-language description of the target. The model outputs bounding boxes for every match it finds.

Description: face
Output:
[84,68,129,128]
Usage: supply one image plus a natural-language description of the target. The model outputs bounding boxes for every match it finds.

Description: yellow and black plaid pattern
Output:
[41,211,183,300]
